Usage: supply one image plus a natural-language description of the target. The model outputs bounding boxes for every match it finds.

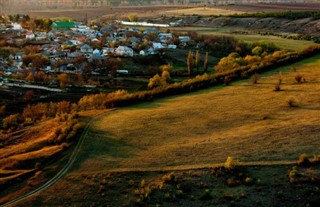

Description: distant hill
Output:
[0,0,319,13]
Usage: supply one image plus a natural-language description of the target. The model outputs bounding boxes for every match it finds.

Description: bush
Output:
[199,189,214,200]
[297,153,311,166]
[274,83,281,91]
[294,73,304,83]
[224,157,238,170]
[252,73,260,84]
[287,97,299,107]
[288,166,299,184]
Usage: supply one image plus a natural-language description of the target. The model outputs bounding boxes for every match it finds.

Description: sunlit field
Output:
[71,55,320,173]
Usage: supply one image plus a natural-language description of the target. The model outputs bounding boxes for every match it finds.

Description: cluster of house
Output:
[0,19,191,77]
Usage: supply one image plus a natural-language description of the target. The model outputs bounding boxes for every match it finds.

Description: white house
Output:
[92,49,101,56]
[102,48,116,56]
[179,36,191,44]
[11,22,23,30]
[115,46,134,57]
[139,48,158,56]
[69,39,82,46]
[80,44,93,53]
[152,42,165,50]
[168,44,177,49]
[26,31,35,40]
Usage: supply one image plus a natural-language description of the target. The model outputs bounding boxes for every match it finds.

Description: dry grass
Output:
[172,27,318,51]
[164,7,245,16]
[72,55,320,173]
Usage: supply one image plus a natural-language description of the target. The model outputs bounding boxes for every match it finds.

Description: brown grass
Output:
[164,7,245,16]
[71,55,320,173]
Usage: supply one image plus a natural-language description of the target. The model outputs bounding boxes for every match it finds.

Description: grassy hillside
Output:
[68,54,320,174]
[173,27,318,51]
[9,53,320,207]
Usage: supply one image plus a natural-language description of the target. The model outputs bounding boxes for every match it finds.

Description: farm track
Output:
[0,111,110,207]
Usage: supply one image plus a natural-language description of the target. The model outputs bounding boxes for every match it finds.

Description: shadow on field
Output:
[71,128,140,171]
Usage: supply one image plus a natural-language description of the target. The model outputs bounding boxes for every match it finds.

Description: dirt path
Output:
[0,111,109,207]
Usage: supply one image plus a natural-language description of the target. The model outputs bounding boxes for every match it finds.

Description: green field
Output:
[70,54,320,174]
[173,27,318,51]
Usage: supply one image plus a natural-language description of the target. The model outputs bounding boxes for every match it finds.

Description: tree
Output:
[2,114,20,129]
[187,50,194,78]
[148,74,165,89]
[0,105,6,117]
[25,72,35,83]
[195,50,200,74]
[73,73,84,86]
[57,73,70,88]
[128,14,138,22]
[203,52,209,73]
[24,90,34,101]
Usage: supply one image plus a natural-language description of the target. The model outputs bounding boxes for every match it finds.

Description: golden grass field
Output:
[3,53,320,207]
[164,7,245,16]
[172,27,319,51]
[70,54,320,174]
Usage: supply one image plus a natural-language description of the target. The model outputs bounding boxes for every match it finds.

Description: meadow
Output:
[10,53,320,207]
[172,27,318,51]
[69,54,320,174]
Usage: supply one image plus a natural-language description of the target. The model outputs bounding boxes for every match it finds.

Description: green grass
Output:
[71,54,320,173]
[172,27,318,51]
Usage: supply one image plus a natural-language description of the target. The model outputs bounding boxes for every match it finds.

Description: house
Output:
[80,44,93,53]
[143,28,159,35]
[152,42,165,50]
[168,44,177,49]
[51,21,75,29]
[67,51,83,58]
[92,49,101,56]
[102,48,116,56]
[9,52,24,62]
[69,39,82,46]
[11,22,23,30]
[26,31,35,40]
[159,33,173,43]
[178,36,191,44]
[139,48,157,56]
[35,32,47,41]
[115,46,134,57]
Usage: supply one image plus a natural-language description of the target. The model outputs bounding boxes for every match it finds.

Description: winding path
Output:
[1,112,107,207]
[1,109,298,207]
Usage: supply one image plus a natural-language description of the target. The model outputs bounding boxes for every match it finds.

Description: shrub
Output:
[244,177,254,185]
[274,83,281,91]
[161,172,176,184]
[227,177,240,187]
[297,153,311,166]
[294,73,304,83]
[288,166,299,183]
[199,189,214,200]
[224,157,238,170]
[287,97,299,107]
[252,73,260,84]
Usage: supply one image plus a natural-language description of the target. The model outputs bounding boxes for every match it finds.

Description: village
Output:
[0,15,191,90]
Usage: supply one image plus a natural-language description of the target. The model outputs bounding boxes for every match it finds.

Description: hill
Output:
[4,54,320,206]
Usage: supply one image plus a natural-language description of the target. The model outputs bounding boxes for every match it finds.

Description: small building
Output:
[92,49,101,56]
[178,36,191,44]
[152,42,165,50]
[52,21,75,29]
[26,31,35,40]
[115,46,134,57]
[80,44,93,53]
